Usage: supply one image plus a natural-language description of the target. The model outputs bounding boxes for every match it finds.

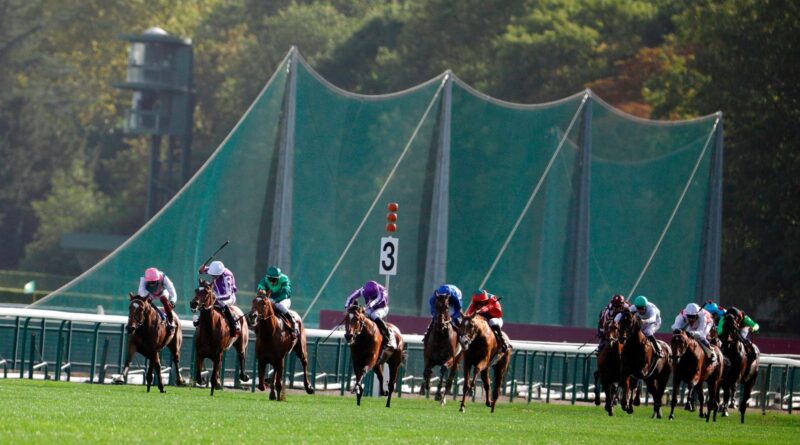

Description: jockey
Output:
[617,295,662,355]
[345,280,397,352]
[256,266,297,340]
[422,284,463,342]
[703,300,726,328]
[596,294,628,352]
[721,306,760,357]
[137,267,177,332]
[465,289,508,353]
[198,260,240,337]
[671,303,717,363]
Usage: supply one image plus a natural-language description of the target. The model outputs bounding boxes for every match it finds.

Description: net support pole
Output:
[697,114,723,302]
[565,92,592,326]
[268,48,298,273]
[422,72,453,310]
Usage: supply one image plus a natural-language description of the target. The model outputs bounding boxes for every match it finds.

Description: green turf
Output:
[0,380,798,444]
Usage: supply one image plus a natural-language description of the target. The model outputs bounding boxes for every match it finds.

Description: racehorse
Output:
[190,279,250,396]
[719,313,759,423]
[343,304,405,408]
[668,329,724,422]
[457,313,512,413]
[419,293,461,404]
[594,319,626,416]
[115,293,185,392]
[246,293,315,400]
[618,310,672,419]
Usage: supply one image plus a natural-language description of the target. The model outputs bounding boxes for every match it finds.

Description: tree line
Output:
[1,0,797,333]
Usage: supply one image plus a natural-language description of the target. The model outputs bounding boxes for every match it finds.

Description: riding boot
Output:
[222,305,240,337]
[742,337,756,361]
[422,320,433,344]
[596,337,607,353]
[159,296,175,333]
[647,335,661,356]
[373,317,396,350]
[699,340,716,363]
[491,325,508,352]
[282,312,297,340]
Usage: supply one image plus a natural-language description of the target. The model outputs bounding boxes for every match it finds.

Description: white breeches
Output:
[273,299,291,315]
[642,321,660,337]
[367,306,388,320]
[488,318,503,328]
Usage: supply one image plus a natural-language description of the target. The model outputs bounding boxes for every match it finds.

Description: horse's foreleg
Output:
[741,376,756,424]
[273,360,284,401]
[355,370,365,406]
[460,365,472,413]
[435,366,447,402]
[115,342,136,384]
[696,383,706,418]
[210,355,222,396]
[146,360,154,393]
[604,381,615,416]
[480,368,491,408]
[152,354,165,393]
[668,375,679,420]
[445,358,459,398]
[386,361,399,408]
[257,359,267,393]
[420,362,432,397]
[491,364,508,414]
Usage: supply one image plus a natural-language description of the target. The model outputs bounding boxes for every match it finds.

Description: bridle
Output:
[248,295,276,325]
[433,295,451,332]
[344,307,366,345]
[458,316,478,349]
[191,285,216,313]
[127,297,149,333]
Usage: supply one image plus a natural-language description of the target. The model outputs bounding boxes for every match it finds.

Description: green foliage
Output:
[2,380,799,444]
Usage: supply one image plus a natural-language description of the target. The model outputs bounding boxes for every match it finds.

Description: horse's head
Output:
[126,292,149,334]
[617,310,638,342]
[671,329,691,359]
[604,320,621,345]
[247,290,274,326]
[434,294,451,325]
[191,279,216,313]
[344,304,366,345]
[458,313,480,349]
[720,313,740,344]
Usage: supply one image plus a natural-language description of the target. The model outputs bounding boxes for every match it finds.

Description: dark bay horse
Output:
[618,310,671,419]
[115,293,185,392]
[457,313,512,413]
[343,305,405,408]
[190,279,250,396]
[719,313,759,423]
[419,294,461,404]
[594,319,626,416]
[668,329,724,422]
[247,293,314,400]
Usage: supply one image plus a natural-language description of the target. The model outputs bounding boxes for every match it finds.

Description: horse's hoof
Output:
[485,401,492,407]
[595,399,601,406]
[160,389,166,394]
[306,387,315,395]
[721,410,729,417]
[698,411,705,418]
[175,379,186,387]
[269,392,277,401]
[113,378,125,385]
[419,387,427,396]
[633,397,641,406]
[669,415,674,421]
[459,406,466,413]
[240,374,250,383]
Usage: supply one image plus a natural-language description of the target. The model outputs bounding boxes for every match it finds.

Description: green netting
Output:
[588,100,718,326]
[32,57,289,314]
[447,85,585,325]
[33,50,721,330]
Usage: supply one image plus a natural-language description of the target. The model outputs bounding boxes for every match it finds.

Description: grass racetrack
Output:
[1,380,798,444]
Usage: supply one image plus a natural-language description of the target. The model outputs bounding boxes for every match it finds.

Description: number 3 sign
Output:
[379,237,398,276]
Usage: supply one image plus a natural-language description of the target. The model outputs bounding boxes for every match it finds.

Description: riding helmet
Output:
[435,284,451,297]
[363,281,380,298]
[267,266,281,278]
[684,303,701,316]
[633,295,648,309]
[207,261,225,276]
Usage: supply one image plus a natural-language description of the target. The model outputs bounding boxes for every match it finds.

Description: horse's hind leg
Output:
[236,338,249,383]
[153,353,166,393]
[294,337,315,394]
[435,366,447,403]
[420,363,432,397]
[491,363,508,413]
[273,360,284,401]
[169,335,185,386]
[210,355,222,396]
[386,359,400,408]
[741,377,756,424]
[374,364,386,397]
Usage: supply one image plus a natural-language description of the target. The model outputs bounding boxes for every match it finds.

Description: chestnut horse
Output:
[668,329,724,422]
[190,279,250,396]
[343,304,405,408]
[618,310,672,419]
[419,293,461,404]
[247,293,315,400]
[594,319,626,416]
[115,293,185,392]
[457,313,512,413]
[719,313,759,423]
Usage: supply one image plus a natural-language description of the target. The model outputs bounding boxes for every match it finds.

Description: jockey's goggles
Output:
[267,277,278,283]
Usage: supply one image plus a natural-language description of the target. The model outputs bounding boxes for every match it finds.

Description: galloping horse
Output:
[343,304,405,407]
[115,293,185,392]
[190,279,250,396]
[457,313,512,413]
[419,293,461,404]
[247,293,314,400]
[668,329,724,422]
[594,319,626,416]
[719,313,759,423]
[618,310,672,419]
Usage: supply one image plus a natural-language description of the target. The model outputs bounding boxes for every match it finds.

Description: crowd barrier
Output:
[1,307,798,412]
